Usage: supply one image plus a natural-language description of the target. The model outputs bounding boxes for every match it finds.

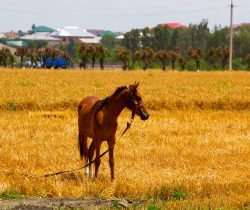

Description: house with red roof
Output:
[233,23,250,29]
[160,23,187,29]
[3,31,19,39]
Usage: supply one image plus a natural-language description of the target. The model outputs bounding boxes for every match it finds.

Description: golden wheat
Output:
[0,68,249,209]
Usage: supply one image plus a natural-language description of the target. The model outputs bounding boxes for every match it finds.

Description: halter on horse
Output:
[78,82,149,180]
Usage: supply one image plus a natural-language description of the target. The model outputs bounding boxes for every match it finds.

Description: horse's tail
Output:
[78,132,86,160]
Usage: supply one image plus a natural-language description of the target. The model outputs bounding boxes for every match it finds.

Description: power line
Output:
[0,0,230,12]
[0,6,228,17]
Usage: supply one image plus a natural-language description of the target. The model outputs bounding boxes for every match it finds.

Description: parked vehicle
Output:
[42,56,67,69]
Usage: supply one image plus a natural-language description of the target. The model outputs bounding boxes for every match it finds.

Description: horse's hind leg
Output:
[78,132,89,175]
[94,140,102,178]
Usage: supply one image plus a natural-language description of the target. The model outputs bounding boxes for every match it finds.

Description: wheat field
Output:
[0,68,249,209]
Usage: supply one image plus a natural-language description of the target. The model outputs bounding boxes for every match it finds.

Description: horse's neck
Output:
[105,91,127,119]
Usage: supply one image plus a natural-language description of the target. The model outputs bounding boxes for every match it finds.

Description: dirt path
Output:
[0,198,139,209]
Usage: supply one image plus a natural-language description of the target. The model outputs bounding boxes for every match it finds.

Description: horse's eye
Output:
[137,96,142,101]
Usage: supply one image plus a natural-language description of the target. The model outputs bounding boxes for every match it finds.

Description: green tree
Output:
[178,55,186,71]
[88,45,97,68]
[219,46,229,70]
[65,38,79,62]
[207,47,221,69]
[168,50,179,70]
[152,25,171,51]
[14,46,28,68]
[134,47,154,70]
[155,50,169,71]
[169,29,179,50]
[9,53,15,68]
[78,44,94,69]
[78,44,89,69]
[37,49,43,68]
[122,29,141,53]
[245,54,250,70]
[114,48,131,70]
[208,26,229,48]
[0,47,11,67]
[96,45,108,69]
[188,19,210,50]
[234,25,250,59]
[101,35,117,50]
[27,48,37,68]
[188,47,203,71]
[26,40,48,49]
[141,27,152,48]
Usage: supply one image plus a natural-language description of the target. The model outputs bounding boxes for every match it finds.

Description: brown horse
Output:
[78,82,149,180]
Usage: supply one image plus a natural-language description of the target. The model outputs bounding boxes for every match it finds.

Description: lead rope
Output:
[119,111,135,140]
[36,113,135,178]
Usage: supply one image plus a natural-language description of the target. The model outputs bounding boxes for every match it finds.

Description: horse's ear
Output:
[134,82,139,89]
[128,82,139,94]
[128,85,136,95]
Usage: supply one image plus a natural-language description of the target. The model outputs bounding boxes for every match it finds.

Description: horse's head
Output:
[126,82,149,121]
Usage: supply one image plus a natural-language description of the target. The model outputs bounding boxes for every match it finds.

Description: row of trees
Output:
[78,44,108,69]
[113,46,237,71]
[101,19,250,70]
[1,44,250,70]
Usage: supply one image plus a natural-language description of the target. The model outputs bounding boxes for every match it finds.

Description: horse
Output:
[78,82,149,180]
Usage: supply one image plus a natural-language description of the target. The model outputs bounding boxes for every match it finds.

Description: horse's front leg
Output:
[88,140,95,178]
[108,136,116,181]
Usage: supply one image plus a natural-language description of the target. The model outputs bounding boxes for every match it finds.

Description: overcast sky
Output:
[0,0,249,33]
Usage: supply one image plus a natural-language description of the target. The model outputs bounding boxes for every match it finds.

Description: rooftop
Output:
[33,25,55,33]
[160,23,187,29]
[51,26,96,38]
[233,23,250,29]
[3,31,19,39]
[21,32,60,41]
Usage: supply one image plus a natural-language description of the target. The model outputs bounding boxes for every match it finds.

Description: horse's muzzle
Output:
[140,110,149,120]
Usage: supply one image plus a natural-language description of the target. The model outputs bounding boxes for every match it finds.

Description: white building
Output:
[51,26,100,44]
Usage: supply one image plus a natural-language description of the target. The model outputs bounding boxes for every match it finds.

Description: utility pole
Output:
[229,0,234,70]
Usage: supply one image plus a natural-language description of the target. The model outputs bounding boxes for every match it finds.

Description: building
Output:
[32,25,55,33]
[79,37,101,44]
[233,23,250,29]
[51,26,99,44]
[87,29,104,36]
[6,40,28,47]
[21,32,61,46]
[160,23,187,29]
[3,31,19,39]
[115,34,124,40]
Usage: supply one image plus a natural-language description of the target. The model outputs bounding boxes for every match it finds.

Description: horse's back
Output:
[78,96,99,113]
[78,96,100,138]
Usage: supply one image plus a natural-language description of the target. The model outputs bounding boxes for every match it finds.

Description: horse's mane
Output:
[94,86,127,114]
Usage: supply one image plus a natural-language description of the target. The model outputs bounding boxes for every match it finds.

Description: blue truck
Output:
[43,56,67,68]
